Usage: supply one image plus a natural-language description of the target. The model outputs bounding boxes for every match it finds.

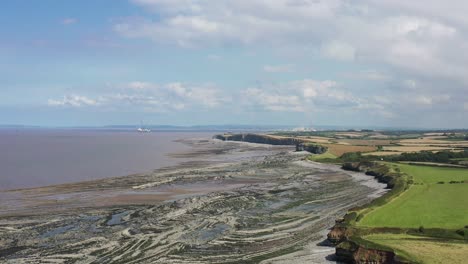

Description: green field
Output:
[451,157,468,161]
[364,234,468,264]
[358,164,468,228]
[308,151,337,161]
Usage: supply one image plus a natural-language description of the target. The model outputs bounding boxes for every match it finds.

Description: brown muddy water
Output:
[0,129,211,190]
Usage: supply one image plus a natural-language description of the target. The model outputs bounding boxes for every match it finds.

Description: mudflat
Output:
[0,138,386,263]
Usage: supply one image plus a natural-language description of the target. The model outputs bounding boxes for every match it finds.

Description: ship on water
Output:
[137,127,151,133]
[137,121,151,133]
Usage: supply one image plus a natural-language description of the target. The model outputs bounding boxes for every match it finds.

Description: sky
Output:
[1,0,468,128]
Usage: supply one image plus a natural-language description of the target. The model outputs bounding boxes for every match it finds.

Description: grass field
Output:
[297,136,333,144]
[335,139,394,146]
[322,144,376,156]
[364,234,468,264]
[362,151,403,156]
[358,164,468,228]
[383,146,457,152]
[452,158,468,161]
[308,151,337,161]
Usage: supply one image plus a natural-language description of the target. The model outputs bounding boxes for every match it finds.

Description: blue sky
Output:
[1,0,467,128]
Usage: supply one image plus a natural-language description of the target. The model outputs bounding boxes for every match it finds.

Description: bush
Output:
[437,181,445,184]
[341,152,364,162]
[300,143,328,154]
[386,150,468,163]
[342,162,361,172]
[419,226,425,233]
[344,212,358,224]
[356,214,364,222]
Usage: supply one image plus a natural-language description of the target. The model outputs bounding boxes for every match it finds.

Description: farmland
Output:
[274,130,468,158]
[357,164,468,228]
[218,130,468,262]
[383,145,457,152]
[321,143,376,156]
[327,161,468,263]
[281,129,468,263]
[364,234,468,264]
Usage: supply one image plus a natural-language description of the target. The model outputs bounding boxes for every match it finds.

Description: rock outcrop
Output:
[295,143,328,154]
[327,225,350,244]
[342,162,396,188]
[214,133,301,145]
[214,134,328,154]
[336,240,406,264]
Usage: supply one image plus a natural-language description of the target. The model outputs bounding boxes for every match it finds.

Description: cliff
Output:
[328,162,412,263]
[214,133,301,145]
[214,134,328,154]
[336,240,408,264]
[295,143,328,154]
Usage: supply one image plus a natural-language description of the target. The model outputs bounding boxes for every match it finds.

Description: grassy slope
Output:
[308,151,337,161]
[364,234,468,264]
[358,164,468,228]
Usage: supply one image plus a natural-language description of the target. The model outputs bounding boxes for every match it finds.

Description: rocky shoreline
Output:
[214,133,328,154]
[0,137,387,263]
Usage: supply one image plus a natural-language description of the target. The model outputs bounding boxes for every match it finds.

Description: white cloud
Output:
[128,81,154,90]
[241,79,364,112]
[117,0,468,86]
[263,64,294,73]
[115,0,342,47]
[242,88,304,112]
[345,70,391,81]
[413,95,433,105]
[166,82,223,107]
[404,79,417,89]
[169,16,219,33]
[47,82,226,111]
[61,18,77,25]
[321,41,356,61]
[292,80,343,101]
[48,95,98,107]
[131,0,203,14]
[411,93,451,106]
[166,82,187,96]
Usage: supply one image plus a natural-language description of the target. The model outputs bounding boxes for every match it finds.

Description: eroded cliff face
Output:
[327,225,349,244]
[214,133,302,145]
[342,162,395,188]
[214,134,328,154]
[295,143,328,154]
[335,240,408,264]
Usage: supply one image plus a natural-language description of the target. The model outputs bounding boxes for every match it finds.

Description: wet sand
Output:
[0,138,386,263]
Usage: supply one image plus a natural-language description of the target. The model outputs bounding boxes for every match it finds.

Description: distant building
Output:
[292,127,317,132]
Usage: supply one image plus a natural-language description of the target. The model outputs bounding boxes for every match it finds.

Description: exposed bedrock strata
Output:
[336,241,402,264]
[0,140,380,263]
[214,133,328,154]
